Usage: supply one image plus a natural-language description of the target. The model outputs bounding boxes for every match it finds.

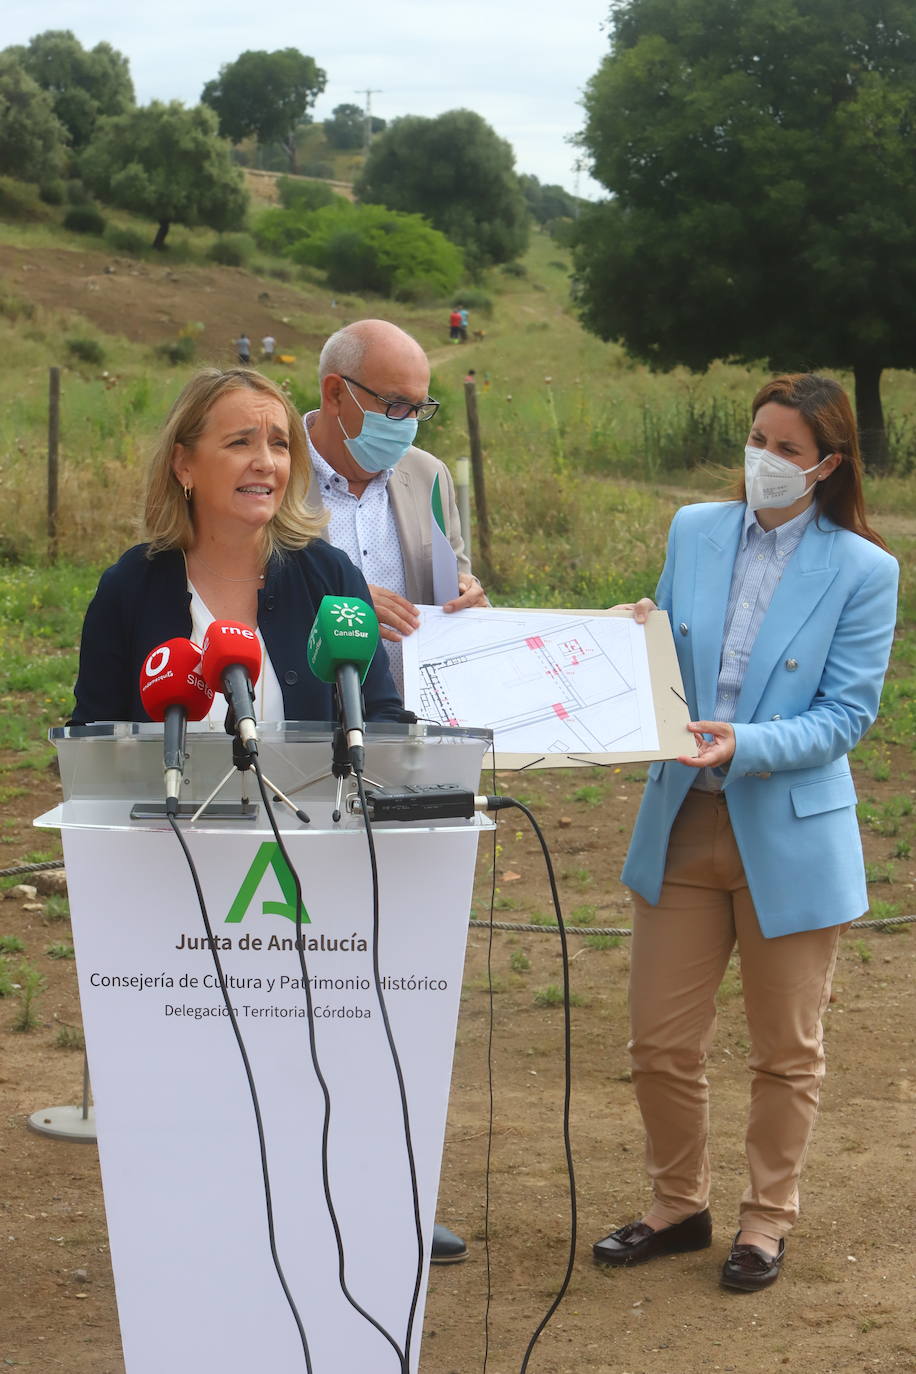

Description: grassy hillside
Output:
[2,188,916,610]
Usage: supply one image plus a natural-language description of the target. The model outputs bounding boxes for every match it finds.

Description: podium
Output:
[36,720,493,1374]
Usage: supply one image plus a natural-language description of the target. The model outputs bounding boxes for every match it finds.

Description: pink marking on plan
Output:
[526,636,544,649]
[552,703,569,719]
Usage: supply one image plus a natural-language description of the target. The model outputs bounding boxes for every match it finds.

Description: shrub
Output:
[0,176,47,221]
[255,198,463,298]
[39,180,66,205]
[207,233,255,267]
[105,224,148,255]
[56,1024,85,1050]
[0,289,35,322]
[291,202,464,300]
[66,179,93,205]
[65,336,106,367]
[63,204,107,236]
[454,286,493,317]
[500,260,527,277]
[276,177,341,212]
[299,160,335,179]
[155,335,196,365]
[11,961,45,1032]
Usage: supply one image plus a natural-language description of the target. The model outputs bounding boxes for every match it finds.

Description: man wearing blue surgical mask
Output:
[304,320,484,1267]
[305,319,486,703]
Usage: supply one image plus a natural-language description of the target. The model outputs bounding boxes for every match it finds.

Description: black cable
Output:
[166,812,314,1372]
[496,797,578,1374]
[250,756,409,1372]
[354,765,426,1374]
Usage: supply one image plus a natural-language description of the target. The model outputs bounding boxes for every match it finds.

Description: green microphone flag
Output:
[307,596,379,685]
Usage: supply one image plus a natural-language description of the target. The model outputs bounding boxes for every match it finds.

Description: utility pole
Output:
[355,88,382,154]
[573,157,586,217]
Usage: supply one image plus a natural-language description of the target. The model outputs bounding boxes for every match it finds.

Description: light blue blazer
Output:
[621,501,899,938]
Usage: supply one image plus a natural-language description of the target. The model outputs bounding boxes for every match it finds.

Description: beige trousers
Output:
[629,789,844,1242]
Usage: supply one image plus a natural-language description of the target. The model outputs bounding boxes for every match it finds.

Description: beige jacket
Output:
[308,445,473,604]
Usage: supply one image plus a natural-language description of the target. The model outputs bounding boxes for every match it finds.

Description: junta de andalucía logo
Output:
[225,843,310,925]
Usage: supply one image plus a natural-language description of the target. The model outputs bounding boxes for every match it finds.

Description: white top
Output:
[187,582,286,727]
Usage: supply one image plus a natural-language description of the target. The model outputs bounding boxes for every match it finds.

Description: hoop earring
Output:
[183,484,192,503]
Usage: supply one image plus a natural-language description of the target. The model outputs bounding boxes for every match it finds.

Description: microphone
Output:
[307,595,380,773]
[200,621,262,755]
[139,639,214,815]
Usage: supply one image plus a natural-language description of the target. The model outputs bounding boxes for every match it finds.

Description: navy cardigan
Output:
[71,542,403,725]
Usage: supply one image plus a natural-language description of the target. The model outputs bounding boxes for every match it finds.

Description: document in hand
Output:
[400,606,691,769]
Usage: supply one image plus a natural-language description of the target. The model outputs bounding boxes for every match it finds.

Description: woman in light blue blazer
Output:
[593,375,898,1292]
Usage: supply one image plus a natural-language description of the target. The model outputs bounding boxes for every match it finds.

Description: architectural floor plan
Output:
[401,607,660,760]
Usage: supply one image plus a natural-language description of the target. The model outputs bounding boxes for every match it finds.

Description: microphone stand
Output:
[277,727,385,823]
[188,710,311,826]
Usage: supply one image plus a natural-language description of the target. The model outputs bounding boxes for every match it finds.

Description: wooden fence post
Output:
[463,378,491,579]
[48,366,60,564]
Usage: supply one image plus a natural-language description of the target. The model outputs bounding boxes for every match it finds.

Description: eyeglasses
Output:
[341,375,439,422]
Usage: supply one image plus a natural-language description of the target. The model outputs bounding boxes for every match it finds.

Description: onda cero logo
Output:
[331,601,366,628]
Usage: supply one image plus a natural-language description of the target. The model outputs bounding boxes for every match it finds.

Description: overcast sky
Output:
[6,1,612,197]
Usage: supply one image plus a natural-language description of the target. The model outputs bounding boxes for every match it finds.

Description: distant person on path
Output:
[459,306,469,342]
[593,373,898,1293]
[448,307,462,343]
[234,333,251,365]
[261,334,276,363]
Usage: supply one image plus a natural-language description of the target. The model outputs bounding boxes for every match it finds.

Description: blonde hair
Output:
[144,368,328,557]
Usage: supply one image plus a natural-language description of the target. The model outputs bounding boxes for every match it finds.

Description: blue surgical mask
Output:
[338,381,418,473]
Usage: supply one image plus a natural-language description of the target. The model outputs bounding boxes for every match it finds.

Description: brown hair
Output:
[144,368,328,556]
[739,373,887,550]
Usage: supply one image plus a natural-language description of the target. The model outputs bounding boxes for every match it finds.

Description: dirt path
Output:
[1,761,913,1373]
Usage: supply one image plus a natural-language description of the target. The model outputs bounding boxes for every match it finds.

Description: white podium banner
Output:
[58,820,481,1374]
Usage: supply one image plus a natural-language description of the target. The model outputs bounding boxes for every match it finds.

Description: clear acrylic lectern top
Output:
[42,720,494,836]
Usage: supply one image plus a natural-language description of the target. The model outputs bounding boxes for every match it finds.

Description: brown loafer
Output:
[720,1234,785,1291]
[593,1208,712,1267]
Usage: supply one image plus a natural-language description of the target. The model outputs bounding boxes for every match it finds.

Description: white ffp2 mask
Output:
[744,445,830,511]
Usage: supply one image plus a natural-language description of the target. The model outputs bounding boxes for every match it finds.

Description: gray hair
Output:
[318,327,370,383]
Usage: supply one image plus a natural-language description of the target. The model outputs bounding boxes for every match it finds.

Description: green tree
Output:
[6,29,133,150]
[574,0,916,466]
[323,103,366,151]
[0,56,69,182]
[355,109,529,271]
[81,101,248,249]
[201,49,327,173]
[519,173,579,226]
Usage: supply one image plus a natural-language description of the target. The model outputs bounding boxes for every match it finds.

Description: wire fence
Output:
[5,861,913,934]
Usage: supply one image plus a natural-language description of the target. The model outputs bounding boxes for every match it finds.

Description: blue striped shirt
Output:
[694,500,817,790]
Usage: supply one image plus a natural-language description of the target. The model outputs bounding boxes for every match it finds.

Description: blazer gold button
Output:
[679,622,688,635]
[785,659,798,671]
[284,671,298,685]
